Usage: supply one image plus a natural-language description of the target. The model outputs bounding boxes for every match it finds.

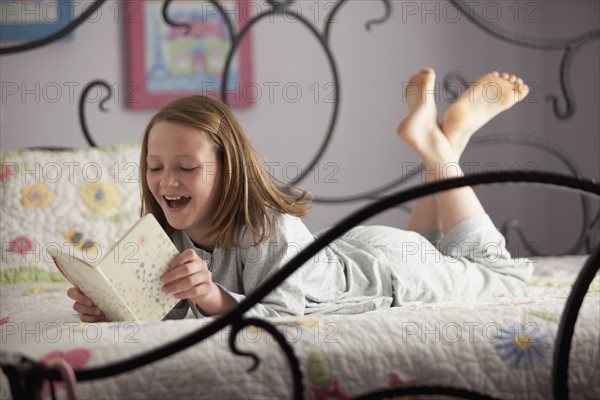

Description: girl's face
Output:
[146,121,222,247]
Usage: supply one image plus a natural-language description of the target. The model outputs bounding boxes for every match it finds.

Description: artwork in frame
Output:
[125,0,254,109]
[0,0,74,41]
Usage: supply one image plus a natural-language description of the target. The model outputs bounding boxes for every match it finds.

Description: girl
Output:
[68,68,533,322]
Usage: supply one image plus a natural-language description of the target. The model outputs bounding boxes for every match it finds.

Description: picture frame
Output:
[125,0,254,109]
[0,0,75,41]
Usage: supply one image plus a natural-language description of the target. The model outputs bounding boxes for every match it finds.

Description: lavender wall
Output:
[1,1,598,255]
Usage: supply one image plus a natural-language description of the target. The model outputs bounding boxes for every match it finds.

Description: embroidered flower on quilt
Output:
[307,349,349,400]
[495,324,552,368]
[64,228,99,254]
[24,287,65,296]
[80,181,121,213]
[309,380,349,400]
[41,348,91,366]
[0,162,16,182]
[20,183,55,208]
[7,235,33,254]
[40,348,91,398]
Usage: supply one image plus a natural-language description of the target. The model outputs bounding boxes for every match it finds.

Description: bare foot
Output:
[397,67,443,153]
[442,71,529,155]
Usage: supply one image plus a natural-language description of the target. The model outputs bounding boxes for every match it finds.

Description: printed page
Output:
[100,214,180,321]
[48,247,138,321]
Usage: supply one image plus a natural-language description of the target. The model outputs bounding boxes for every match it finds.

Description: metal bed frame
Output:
[1,1,599,399]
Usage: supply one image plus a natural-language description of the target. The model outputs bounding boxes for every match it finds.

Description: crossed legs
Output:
[398,68,529,234]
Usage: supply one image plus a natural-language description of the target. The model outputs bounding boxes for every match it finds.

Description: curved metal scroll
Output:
[468,134,595,256]
[162,0,392,186]
[323,0,392,43]
[78,80,113,147]
[308,131,596,256]
[354,385,500,400]
[0,0,108,55]
[552,245,600,400]
[443,71,596,255]
[2,0,598,122]
[221,9,339,186]
[449,0,600,119]
[229,318,303,398]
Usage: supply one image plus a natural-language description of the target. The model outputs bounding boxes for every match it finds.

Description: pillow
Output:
[0,143,142,283]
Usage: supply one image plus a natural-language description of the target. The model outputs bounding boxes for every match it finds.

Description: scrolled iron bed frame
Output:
[1,1,599,399]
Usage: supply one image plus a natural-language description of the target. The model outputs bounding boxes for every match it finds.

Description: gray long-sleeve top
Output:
[166,212,533,319]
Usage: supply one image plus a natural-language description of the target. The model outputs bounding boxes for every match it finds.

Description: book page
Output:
[48,247,138,321]
[100,214,180,321]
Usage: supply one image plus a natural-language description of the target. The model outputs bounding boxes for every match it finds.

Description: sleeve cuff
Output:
[188,284,243,318]
[439,214,497,255]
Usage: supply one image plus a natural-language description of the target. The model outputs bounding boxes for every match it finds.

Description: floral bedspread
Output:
[1,256,598,400]
[1,146,599,399]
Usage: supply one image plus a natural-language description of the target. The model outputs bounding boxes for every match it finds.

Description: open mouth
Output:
[164,195,191,209]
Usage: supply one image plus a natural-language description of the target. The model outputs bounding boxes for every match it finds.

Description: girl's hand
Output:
[162,248,236,315]
[161,248,218,306]
[67,287,108,323]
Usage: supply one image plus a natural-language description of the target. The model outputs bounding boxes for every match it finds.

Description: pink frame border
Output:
[125,0,253,109]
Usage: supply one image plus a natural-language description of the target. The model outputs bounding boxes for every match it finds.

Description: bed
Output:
[1,1,599,399]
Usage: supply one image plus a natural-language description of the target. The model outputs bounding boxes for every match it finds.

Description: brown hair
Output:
[140,95,311,250]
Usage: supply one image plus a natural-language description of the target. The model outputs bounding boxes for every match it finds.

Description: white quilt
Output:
[1,146,598,399]
[1,256,599,399]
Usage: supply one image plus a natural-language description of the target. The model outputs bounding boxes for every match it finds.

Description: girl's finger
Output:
[163,269,210,294]
[67,287,93,307]
[169,248,199,268]
[73,301,103,317]
[79,312,108,323]
[172,281,213,300]
[162,257,208,284]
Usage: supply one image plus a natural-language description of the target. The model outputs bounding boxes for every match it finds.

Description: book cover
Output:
[49,214,180,321]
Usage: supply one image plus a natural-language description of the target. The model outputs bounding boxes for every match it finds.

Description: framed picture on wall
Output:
[125,0,253,109]
[0,0,74,41]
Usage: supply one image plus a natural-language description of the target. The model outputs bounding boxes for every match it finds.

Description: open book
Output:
[48,214,180,321]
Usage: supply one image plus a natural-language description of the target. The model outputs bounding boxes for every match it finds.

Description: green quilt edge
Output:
[1,267,67,285]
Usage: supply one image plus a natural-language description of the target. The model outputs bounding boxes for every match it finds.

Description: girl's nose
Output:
[160,169,179,187]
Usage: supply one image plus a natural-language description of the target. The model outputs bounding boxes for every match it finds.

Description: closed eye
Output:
[181,167,197,172]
